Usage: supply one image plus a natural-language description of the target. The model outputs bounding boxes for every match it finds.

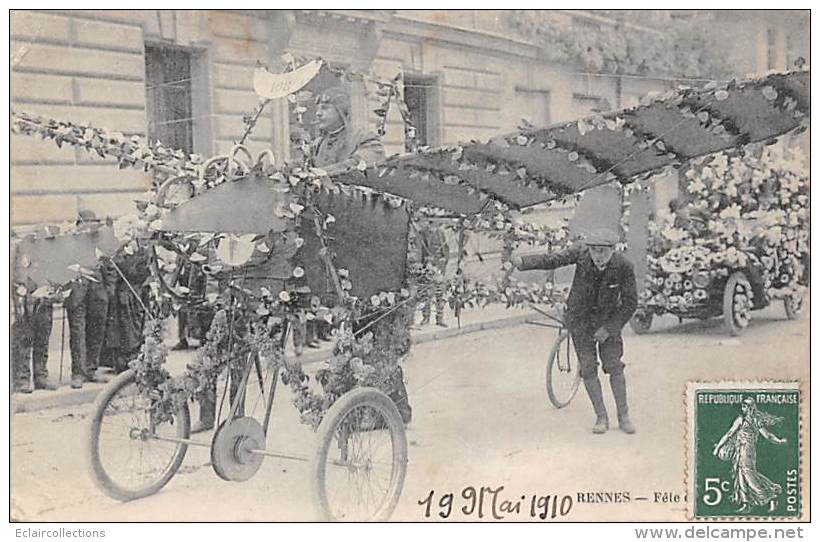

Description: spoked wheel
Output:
[629,310,653,335]
[87,369,190,501]
[784,295,803,320]
[723,272,753,336]
[545,330,581,409]
[310,387,407,521]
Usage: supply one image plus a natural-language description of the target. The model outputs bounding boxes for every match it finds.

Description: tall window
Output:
[145,44,194,153]
[403,75,437,148]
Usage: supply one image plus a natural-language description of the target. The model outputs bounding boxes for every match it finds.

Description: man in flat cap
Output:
[512,228,638,434]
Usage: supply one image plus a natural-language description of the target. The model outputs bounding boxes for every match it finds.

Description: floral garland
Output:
[642,143,808,314]
[16,57,806,428]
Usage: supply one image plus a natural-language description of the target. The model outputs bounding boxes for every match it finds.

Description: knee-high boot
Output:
[609,372,635,434]
[583,376,609,434]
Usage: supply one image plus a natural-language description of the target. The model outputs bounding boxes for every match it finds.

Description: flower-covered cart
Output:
[10,62,809,521]
[631,143,809,336]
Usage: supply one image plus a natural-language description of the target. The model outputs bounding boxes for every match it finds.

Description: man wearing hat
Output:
[293,85,387,350]
[311,86,385,172]
[65,209,113,388]
[512,228,638,434]
[189,86,388,432]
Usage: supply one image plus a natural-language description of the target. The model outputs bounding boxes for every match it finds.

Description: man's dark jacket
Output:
[519,245,638,336]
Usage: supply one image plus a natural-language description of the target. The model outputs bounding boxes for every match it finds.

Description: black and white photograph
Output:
[7,7,812,527]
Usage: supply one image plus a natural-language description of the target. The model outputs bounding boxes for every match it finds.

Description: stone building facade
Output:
[10,9,809,226]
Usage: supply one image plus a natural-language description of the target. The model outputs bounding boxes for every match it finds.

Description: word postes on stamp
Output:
[686,381,801,520]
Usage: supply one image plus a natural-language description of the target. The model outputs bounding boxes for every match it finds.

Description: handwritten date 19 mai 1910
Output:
[418,487,573,520]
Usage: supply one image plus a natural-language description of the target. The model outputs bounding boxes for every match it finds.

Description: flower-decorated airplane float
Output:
[10,57,809,520]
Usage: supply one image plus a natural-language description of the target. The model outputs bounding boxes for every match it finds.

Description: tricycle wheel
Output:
[722,272,753,336]
[784,295,803,320]
[310,387,407,521]
[87,369,190,501]
[629,311,653,335]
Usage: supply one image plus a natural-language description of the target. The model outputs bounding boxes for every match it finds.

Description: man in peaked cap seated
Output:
[292,85,388,352]
[311,85,386,173]
[512,228,638,435]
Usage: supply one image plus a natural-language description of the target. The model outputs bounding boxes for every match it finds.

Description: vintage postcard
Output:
[8,8,810,526]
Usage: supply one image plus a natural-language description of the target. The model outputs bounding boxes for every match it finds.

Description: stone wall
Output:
[11,10,281,225]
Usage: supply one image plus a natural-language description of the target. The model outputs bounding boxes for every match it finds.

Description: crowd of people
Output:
[12,211,150,394]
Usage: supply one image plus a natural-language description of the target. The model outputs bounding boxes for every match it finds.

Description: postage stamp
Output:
[686,381,802,520]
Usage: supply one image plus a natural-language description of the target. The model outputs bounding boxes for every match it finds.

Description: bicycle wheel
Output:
[545,330,581,409]
[87,369,190,501]
[310,387,407,521]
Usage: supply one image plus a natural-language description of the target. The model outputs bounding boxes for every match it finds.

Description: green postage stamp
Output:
[686,381,802,520]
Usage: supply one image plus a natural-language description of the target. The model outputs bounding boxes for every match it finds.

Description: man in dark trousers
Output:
[512,228,638,434]
[65,210,113,389]
[11,284,58,393]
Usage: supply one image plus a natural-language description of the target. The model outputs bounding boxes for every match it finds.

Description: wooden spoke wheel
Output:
[723,272,753,336]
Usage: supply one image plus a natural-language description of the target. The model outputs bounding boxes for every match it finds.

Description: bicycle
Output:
[526,305,581,409]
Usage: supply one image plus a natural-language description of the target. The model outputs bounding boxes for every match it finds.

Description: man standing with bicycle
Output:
[512,228,637,434]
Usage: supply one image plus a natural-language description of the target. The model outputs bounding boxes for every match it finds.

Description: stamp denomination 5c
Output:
[686,381,801,520]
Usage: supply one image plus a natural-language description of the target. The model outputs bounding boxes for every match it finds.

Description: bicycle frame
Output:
[525,303,565,331]
[218,320,289,436]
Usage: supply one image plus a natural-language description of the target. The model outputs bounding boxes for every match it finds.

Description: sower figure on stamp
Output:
[512,228,638,434]
[712,396,787,513]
